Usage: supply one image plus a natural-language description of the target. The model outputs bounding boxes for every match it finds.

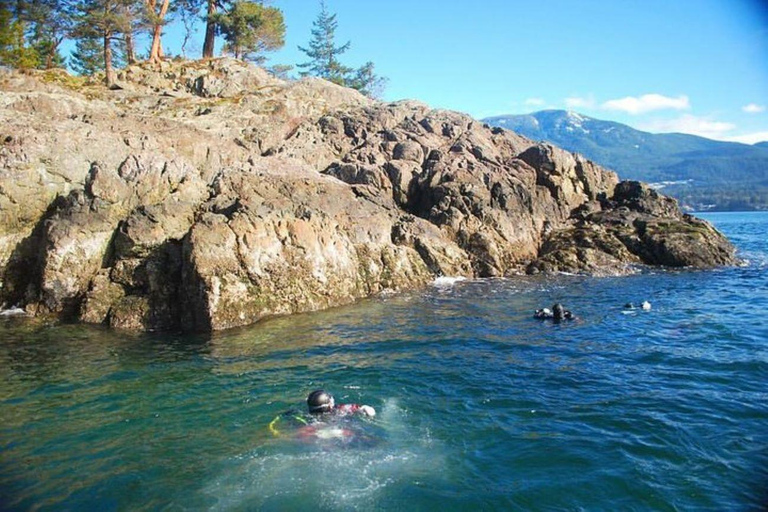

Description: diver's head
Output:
[553,303,565,320]
[307,389,335,414]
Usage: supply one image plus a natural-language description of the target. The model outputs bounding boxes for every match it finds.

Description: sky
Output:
[161,0,768,144]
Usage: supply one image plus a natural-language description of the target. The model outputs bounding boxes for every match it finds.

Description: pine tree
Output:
[24,0,76,69]
[202,0,228,58]
[297,1,386,96]
[213,0,284,62]
[0,3,41,68]
[70,34,103,74]
[297,0,351,85]
[120,0,143,64]
[348,61,387,99]
[71,0,131,86]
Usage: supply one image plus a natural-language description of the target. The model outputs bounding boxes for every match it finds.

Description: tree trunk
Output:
[45,40,59,69]
[104,32,115,88]
[149,24,162,63]
[203,0,217,59]
[148,0,170,63]
[125,30,136,65]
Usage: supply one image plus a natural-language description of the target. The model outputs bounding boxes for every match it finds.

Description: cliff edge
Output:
[0,59,735,331]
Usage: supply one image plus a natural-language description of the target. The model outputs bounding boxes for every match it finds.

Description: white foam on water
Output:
[204,399,446,510]
[432,276,467,287]
[0,306,26,317]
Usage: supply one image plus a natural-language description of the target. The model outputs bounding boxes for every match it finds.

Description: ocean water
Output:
[1,212,767,511]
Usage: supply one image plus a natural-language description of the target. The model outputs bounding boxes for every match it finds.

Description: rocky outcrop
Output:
[0,60,736,331]
[527,181,734,274]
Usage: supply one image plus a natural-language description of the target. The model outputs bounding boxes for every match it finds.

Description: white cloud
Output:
[525,97,546,106]
[564,96,595,109]
[742,103,766,114]
[638,114,736,139]
[602,94,690,115]
[725,131,768,144]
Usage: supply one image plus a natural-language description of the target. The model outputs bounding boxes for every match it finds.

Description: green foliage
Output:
[212,0,285,62]
[297,0,385,96]
[266,63,293,80]
[0,0,76,69]
[70,35,104,74]
[347,61,387,99]
[70,0,132,83]
[664,183,768,212]
[297,0,351,83]
[25,0,76,68]
[72,0,132,42]
[0,5,41,68]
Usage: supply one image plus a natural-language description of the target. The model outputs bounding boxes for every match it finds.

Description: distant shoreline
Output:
[693,210,767,215]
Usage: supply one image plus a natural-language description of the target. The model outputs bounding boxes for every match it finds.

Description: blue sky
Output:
[163,0,768,143]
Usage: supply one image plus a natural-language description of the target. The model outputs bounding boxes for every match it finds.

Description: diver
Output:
[534,303,574,321]
[268,389,376,438]
[307,389,376,417]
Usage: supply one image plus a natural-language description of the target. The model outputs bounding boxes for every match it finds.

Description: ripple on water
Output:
[1,213,768,510]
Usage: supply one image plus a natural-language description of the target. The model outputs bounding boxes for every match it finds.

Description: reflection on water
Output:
[1,212,768,510]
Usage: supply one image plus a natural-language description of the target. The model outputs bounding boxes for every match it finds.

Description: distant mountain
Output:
[482,110,768,211]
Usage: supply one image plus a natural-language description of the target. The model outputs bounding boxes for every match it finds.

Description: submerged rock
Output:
[0,60,735,331]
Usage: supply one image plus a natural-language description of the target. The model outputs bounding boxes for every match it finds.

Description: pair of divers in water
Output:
[533,303,575,321]
[269,389,377,442]
[534,301,650,320]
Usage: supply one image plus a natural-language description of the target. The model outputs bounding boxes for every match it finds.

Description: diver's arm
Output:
[336,403,376,417]
[359,405,376,417]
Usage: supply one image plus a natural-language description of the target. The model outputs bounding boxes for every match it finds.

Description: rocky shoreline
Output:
[0,59,735,331]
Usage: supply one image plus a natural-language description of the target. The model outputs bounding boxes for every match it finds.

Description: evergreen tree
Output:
[213,0,284,62]
[348,60,387,99]
[202,0,229,58]
[0,3,42,68]
[120,0,144,64]
[297,0,386,96]
[297,0,351,85]
[70,34,103,74]
[24,0,76,69]
[266,63,292,80]
[71,0,131,86]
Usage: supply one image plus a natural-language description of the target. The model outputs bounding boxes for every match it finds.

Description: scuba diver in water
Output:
[269,389,376,438]
[534,303,574,321]
[306,389,376,418]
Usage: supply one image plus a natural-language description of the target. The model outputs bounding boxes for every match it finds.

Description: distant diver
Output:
[624,301,651,310]
[269,389,376,438]
[534,303,574,321]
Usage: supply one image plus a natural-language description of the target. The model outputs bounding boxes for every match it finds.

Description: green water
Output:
[1,212,767,510]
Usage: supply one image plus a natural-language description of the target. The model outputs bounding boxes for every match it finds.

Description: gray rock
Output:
[0,60,736,331]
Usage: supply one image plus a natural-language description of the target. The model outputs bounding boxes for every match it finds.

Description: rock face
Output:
[0,59,736,331]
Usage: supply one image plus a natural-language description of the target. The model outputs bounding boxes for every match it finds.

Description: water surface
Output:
[1,212,767,510]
